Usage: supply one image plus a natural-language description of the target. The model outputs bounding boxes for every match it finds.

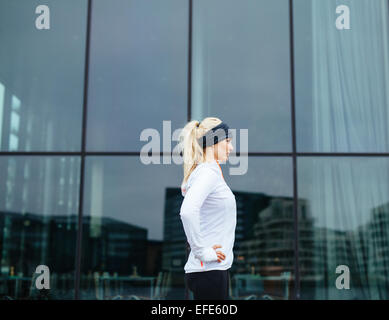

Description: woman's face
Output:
[214,137,233,162]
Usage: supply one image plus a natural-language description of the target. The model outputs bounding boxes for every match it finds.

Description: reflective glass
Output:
[0,156,81,299]
[192,0,292,152]
[87,0,188,152]
[224,156,295,299]
[79,156,295,300]
[294,0,389,152]
[0,0,87,152]
[80,157,184,299]
[298,157,389,299]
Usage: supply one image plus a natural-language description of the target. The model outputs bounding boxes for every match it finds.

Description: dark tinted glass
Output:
[0,0,87,152]
[0,156,81,299]
[298,157,389,299]
[192,0,292,152]
[86,0,188,152]
[79,157,184,299]
[294,0,389,152]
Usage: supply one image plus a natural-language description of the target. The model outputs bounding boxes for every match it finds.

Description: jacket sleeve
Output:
[180,168,219,262]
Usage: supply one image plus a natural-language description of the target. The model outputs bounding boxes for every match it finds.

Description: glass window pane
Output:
[0,156,81,299]
[192,0,292,152]
[87,0,188,152]
[224,157,295,299]
[80,157,184,299]
[0,0,87,152]
[298,157,389,299]
[80,156,295,300]
[294,0,389,152]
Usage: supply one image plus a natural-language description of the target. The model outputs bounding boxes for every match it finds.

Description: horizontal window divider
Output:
[295,152,389,157]
[1,152,389,157]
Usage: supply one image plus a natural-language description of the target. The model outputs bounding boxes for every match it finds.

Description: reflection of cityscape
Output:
[1,189,389,299]
[299,202,389,299]
[162,188,297,277]
[162,188,298,298]
[0,211,161,277]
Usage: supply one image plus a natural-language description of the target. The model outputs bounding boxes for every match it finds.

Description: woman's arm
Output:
[180,168,219,262]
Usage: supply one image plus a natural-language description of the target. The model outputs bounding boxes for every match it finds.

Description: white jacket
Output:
[180,160,237,273]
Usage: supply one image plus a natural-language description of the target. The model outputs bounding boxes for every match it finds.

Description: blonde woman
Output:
[179,117,237,300]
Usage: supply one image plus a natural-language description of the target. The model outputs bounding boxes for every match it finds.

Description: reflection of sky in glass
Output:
[87,0,187,152]
[84,156,293,241]
[0,0,86,152]
[84,157,182,241]
[0,82,4,145]
[224,156,293,198]
[294,0,389,152]
[192,0,292,152]
[298,157,389,231]
[0,156,81,215]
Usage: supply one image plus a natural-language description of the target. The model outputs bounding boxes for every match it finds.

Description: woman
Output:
[178,117,237,300]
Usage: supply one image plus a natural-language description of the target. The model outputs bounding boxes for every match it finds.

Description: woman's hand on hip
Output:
[212,244,226,263]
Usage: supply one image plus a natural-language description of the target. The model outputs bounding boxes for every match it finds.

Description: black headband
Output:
[197,122,230,148]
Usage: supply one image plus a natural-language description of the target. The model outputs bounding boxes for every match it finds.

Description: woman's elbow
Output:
[179,207,198,219]
[179,209,189,219]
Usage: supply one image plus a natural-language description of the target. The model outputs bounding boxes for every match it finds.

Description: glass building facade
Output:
[0,0,388,300]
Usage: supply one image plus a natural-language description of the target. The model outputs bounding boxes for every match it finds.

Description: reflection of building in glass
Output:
[297,199,316,281]
[236,196,300,276]
[162,188,265,273]
[233,192,278,274]
[162,188,187,272]
[80,216,162,277]
[0,211,78,276]
[312,228,350,282]
[161,188,298,277]
[5,191,388,299]
[367,202,389,280]
[0,211,161,277]
[145,240,163,276]
[299,203,360,287]
[81,216,148,275]
[301,201,389,299]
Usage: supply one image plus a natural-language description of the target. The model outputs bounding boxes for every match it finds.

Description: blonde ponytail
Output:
[178,117,222,188]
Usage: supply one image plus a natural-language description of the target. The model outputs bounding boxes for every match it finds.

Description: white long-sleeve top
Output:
[180,160,237,273]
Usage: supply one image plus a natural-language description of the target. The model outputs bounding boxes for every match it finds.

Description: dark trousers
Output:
[185,269,230,300]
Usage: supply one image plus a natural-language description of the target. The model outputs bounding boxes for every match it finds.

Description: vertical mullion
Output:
[74,0,92,300]
[289,0,300,300]
[187,0,193,123]
[184,0,193,300]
